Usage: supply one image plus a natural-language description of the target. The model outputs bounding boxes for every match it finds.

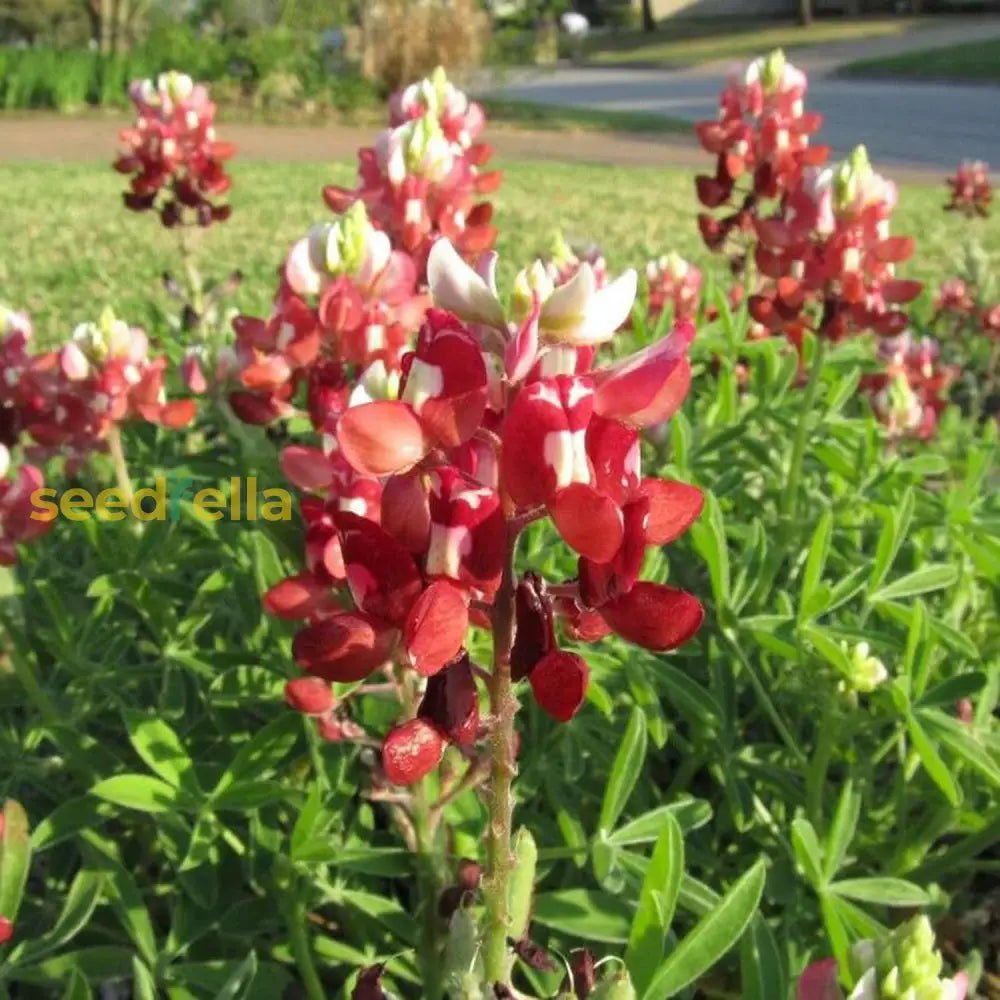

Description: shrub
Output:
[358,0,489,93]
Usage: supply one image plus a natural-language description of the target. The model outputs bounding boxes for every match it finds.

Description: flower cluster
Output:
[799,916,968,1000]
[0,304,195,544]
[748,145,921,343]
[644,252,703,324]
[322,66,501,279]
[228,201,427,426]
[944,160,992,218]
[544,232,609,290]
[695,49,828,256]
[269,238,703,785]
[114,71,235,229]
[861,330,956,441]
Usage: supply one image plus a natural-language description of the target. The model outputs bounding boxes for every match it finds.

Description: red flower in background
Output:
[944,160,992,218]
[322,66,500,280]
[114,71,234,229]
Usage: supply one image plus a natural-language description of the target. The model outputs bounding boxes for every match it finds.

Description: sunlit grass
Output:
[0,159,987,344]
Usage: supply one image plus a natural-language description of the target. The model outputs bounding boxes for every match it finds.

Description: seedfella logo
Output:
[30,472,293,522]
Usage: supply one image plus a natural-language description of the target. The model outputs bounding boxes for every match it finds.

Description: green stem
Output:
[781,336,828,523]
[284,890,326,1000]
[106,426,134,506]
[178,225,206,321]
[806,697,837,828]
[482,524,520,987]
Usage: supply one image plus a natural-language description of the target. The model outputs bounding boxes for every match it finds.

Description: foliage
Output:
[0,54,998,1000]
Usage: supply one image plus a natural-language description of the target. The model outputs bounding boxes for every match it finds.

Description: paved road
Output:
[480,66,1000,170]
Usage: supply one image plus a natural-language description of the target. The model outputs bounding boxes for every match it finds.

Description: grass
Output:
[840,37,1000,82]
[0,160,989,344]
[574,15,936,67]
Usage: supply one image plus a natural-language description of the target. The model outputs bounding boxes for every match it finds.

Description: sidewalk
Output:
[0,114,947,183]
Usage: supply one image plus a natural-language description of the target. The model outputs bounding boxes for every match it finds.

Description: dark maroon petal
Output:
[418,653,479,745]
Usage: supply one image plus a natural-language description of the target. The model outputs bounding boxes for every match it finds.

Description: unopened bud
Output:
[760,48,787,93]
[840,641,889,695]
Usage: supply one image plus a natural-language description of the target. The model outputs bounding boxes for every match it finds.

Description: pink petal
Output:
[797,959,843,1000]
[505,297,540,384]
[600,582,703,651]
[280,445,332,492]
[593,322,694,428]
[337,401,430,477]
[404,581,469,677]
[641,479,704,545]
[159,399,197,429]
[549,484,624,563]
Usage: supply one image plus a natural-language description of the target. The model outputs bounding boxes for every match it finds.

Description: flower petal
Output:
[337,400,430,477]
[382,718,446,786]
[549,484,624,563]
[529,650,590,722]
[264,573,337,620]
[575,269,638,346]
[292,612,396,682]
[641,479,704,545]
[592,321,694,428]
[427,238,505,330]
[280,445,332,492]
[796,959,843,1000]
[600,582,703,651]
[284,677,335,716]
[538,262,595,342]
[417,653,479,744]
[404,581,469,677]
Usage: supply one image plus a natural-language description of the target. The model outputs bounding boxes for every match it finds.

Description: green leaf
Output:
[532,889,633,944]
[918,673,988,709]
[212,781,289,812]
[799,509,833,620]
[214,715,300,794]
[599,708,648,835]
[829,877,930,906]
[607,800,712,846]
[90,774,183,814]
[16,870,105,967]
[824,780,860,881]
[626,814,683,995]
[132,957,159,1000]
[0,799,32,926]
[641,859,765,1000]
[870,564,959,604]
[508,828,538,942]
[869,489,913,593]
[791,818,825,888]
[800,623,853,678]
[31,798,112,853]
[213,950,258,1000]
[60,968,92,1000]
[907,713,961,806]
[689,491,730,607]
[820,894,852,971]
[740,914,785,1000]
[919,709,1000,787]
[121,709,201,796]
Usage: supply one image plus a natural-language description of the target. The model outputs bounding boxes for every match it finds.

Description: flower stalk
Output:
[106,425,134,506]
[781,336,827,523]
[482,523,521,986]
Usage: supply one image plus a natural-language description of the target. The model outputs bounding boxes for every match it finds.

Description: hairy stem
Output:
[781,336,827,523]
[483,523,520,986]
[106,426,134,506]
[284,890,327,1000]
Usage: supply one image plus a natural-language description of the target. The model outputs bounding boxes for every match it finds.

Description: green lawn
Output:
[0,160,985,343]
[479,98,690,136]
[840,37,1000,82]
[573,16,935,67]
